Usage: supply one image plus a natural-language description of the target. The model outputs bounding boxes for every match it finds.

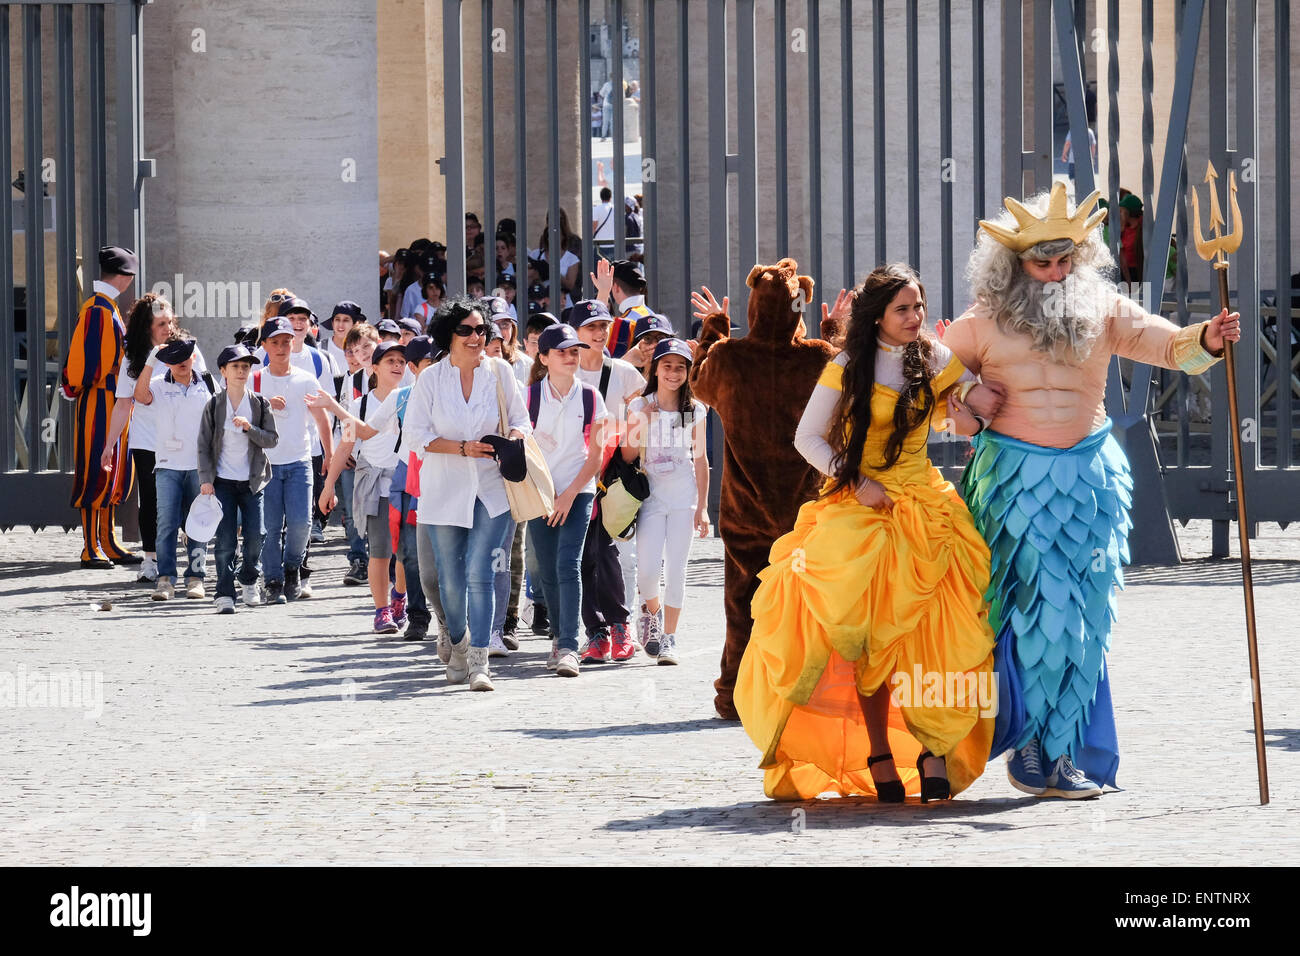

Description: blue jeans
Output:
[213,478,263,599]
[339,466,367,562]
[393,492,430,629]
[261,459,311,582]
[527,493,594,652]
[155,467,206,580]
[425,499,513,649]
[492,517,517,634]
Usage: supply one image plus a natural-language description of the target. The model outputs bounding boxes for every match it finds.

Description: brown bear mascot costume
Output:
[691,259,840,720]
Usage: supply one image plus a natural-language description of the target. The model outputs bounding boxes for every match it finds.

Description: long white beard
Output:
[995,265,1110,363]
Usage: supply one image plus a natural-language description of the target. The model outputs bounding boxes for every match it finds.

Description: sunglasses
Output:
[268,293,293,303]
[453,324,492,338]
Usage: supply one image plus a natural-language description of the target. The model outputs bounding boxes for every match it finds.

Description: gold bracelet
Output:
[459,440,466,456]
[955,381,977,403]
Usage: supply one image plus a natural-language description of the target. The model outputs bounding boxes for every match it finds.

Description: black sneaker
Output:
[283,566,302,602]
[265,580,287,605]
[501,627,520,651]
[403,622,428,642]
[531,603,550,635]
[343,558,368,586]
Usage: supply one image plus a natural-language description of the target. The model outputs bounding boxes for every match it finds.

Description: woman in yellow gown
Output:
[736,263,1005,802]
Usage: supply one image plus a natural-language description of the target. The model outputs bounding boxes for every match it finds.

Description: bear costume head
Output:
[699,257,844,348]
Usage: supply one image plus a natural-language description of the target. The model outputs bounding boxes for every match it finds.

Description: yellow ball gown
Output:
[736,354,996,800]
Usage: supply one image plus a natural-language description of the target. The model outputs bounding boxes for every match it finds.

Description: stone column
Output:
[157,0,379,360]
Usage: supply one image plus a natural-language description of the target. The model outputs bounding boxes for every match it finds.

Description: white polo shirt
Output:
[354,387,402,470]
[149,371,215,473]
[531,375,609,495]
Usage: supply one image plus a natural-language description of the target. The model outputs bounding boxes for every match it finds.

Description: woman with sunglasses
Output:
[402,296,531,692]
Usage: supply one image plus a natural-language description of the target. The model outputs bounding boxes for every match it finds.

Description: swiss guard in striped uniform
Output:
[606,259,654,359]
[60,245,142,568]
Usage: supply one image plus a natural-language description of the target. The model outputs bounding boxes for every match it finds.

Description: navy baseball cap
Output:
[632,312,675,344]
[652,337,693,364]
[567,299,612,328]
[375,318,402,338]
[277,297,316,320]
[371,341,407,366]
[481,296,513,321]
[259,317,294,342]
[232,324,260,347]
[397,317,423,336]
[156,339,197,365]
[527,282,549,301]
[404,336,436,365]
[218,344,257,367]
[537,324,591,353]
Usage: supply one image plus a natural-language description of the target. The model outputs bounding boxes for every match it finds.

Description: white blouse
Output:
[401,355,531,528]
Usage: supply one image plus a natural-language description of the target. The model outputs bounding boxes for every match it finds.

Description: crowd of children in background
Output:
[107,210,710,689]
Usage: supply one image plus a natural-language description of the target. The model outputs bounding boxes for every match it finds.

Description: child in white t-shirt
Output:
[320,341,409,634]
[623,338,710,664]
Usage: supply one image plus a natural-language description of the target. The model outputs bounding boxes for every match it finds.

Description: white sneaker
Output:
[240,581,263,607]
[297,578,313,599]
[151,576,174,601]
[656,633,679,665]
[214,595,236,614]
[488,630,510,658]
[446,637,470,684]
[643,606,664,658]
[546,638,560,670]
[136,555,158,583]
[555,649,581,678]
[467,645,495,691]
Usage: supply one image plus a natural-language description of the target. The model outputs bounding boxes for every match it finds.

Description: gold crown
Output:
[978,181,1107,252]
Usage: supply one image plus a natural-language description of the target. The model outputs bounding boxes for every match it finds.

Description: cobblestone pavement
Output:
[1,520,1296,865]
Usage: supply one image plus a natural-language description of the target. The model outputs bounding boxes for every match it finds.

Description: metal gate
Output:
[438,0,1299,563]
[0,0,147,531]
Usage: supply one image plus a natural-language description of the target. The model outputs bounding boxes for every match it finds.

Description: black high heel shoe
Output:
[867,753,906,803]
[916,750,951,803]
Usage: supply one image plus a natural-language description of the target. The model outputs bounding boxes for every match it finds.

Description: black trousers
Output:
[130,448,158,552]
[580,512,628,635]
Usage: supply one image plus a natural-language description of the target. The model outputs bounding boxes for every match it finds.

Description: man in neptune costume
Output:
[941,182,1240,798]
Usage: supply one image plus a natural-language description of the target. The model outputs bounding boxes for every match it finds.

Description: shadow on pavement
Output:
[503,718,741,740]
[603,795,1033,834]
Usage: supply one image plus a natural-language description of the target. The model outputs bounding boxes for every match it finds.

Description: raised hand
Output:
[690,286,728,323]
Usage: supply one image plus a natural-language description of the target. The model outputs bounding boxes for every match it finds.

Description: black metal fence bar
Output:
[872,0,885,263]
[23,4,45,473]
[640,0,656,303]
[579,0,593,298]
[83,3,106,282]
[939,0,952,321]
[775,0,788,254]
[709,0,728,302]
[481,0,495,280]
[611,0,625,266]
[1276,0,1293,469]
[971,0,984,221]
[676,0,689,325]
[1031,0,1051,192]
[512,0,526,307]
[545,0,562,310]
[0,5,15,474]
[55,2,75,472]
[737,0,758,332]
[905,0,918,267]
[839,0,853,289]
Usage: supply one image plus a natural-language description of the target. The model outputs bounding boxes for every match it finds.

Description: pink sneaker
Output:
[373,606,399,635]
[389,589,408,628]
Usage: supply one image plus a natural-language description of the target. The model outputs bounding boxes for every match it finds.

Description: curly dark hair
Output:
[826,263,937,497]
[428,294,488,352]
[124,293,174,381]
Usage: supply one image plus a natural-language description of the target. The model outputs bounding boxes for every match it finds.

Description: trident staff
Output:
[1190,160,1269,805]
